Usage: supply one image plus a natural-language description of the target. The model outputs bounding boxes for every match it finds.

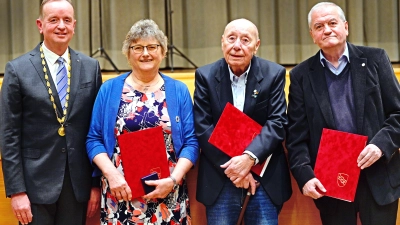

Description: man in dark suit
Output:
[194,18,291,224]
[286,2,400,225]
[0,0,102,224]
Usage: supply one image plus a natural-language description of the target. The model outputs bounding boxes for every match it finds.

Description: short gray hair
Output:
[122,19,168,58]
[307,2,346,29]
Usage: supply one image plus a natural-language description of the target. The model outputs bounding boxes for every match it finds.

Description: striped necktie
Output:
[56,57,68,110]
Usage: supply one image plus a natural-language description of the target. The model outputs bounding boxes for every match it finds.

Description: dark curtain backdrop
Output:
[1,0,399,73]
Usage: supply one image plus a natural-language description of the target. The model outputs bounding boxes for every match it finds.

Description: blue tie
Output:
[56,57,67,110]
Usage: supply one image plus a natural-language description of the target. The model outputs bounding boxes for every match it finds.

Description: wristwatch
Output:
[244,153,256,165]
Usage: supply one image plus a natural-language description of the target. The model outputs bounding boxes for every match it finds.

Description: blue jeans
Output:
[206,180,279,225]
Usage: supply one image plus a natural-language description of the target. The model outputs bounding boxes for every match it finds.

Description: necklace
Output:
[131,73,160,92]
[40,44,71,136]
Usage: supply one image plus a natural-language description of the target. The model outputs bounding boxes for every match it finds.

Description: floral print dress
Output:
[100,81,191,225]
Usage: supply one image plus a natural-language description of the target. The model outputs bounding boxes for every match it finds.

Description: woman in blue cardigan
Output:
[86,19,199,225]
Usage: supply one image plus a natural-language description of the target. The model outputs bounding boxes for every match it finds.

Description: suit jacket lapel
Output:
[31,44,63,115]
[243,57,262,116]
[215,60,233,111]
[31,45,47,87]
[308,51,336,129]
[348,43,367,133]
[66,48,81,118]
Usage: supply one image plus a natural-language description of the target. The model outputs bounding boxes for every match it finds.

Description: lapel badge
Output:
[252,89,259,98]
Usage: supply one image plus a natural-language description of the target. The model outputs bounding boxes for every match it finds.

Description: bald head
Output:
[223,18,259,40]
[221,18,260,76]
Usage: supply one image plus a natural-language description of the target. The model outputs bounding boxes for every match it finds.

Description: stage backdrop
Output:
[0,0,400,73]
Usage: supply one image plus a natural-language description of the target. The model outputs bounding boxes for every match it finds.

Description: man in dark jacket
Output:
[286,2,400,224]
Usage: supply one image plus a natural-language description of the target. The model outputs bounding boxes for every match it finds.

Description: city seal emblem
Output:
[337,173,349,187]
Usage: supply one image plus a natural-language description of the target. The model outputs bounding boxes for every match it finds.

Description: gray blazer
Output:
[0,43,102,204]
[286,42,400,206]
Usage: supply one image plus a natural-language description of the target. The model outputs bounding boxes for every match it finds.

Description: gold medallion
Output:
[40,45,70,138]
[58,126,65,136]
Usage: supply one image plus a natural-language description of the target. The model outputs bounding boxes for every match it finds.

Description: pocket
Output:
[23,149,40,159]
[365,84,380,95]
[80,82,92,89]
[254,98,269,111]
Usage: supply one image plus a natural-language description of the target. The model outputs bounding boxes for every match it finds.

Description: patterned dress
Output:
[100,81,191,225]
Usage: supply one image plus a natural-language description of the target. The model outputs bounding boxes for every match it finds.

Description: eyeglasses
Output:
[129,44,160,54]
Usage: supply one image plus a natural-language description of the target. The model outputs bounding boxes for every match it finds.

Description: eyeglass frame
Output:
[129,44,161,54]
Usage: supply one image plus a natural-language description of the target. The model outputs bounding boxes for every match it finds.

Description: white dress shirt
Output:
[228,63,259,165]
[42,43,70,84]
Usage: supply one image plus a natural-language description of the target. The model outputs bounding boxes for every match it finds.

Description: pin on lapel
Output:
[252,89,259,98]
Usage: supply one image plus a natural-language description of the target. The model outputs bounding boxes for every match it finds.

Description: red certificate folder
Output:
[208,102,271,177]
[117,126,170,198]
[314,128,368,202]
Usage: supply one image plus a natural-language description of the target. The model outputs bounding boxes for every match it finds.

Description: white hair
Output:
[307,2,346,29]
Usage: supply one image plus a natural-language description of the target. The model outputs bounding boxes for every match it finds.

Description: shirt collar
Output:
[320,43,350,67]
[42,43,70,66]
[229,62,251,84]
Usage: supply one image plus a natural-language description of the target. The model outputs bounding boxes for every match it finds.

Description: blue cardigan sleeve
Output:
[175,81,199,164]
[86,84,108,163]
[86,74,127,176]
[163,74,199,165]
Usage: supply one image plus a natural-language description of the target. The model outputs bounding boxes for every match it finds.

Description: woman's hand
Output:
[105,169,132,202]
[93,153,132,202]
[142,177,175,199]
[142,158,194,200]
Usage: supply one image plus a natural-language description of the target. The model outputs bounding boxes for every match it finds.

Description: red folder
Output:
[314,128,368,202]
[117,126,170,198]
[208,103,271,177]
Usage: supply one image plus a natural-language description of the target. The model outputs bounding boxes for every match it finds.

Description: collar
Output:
[229,61,251,84]
[320,43,350,67]
[42,43,70,65]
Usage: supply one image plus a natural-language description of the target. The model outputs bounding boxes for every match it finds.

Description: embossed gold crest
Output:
[337,173,349,187]
[150,167,162,178]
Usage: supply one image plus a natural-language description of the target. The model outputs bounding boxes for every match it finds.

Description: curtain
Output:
[1,0,399,73]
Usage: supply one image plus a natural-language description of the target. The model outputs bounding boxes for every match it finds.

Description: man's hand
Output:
[357,144,383,169]
[235,173,257,195]
[86,187,100,217]
[11,192,32,225]
[221,154,254,183]
[302,178,326,199]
